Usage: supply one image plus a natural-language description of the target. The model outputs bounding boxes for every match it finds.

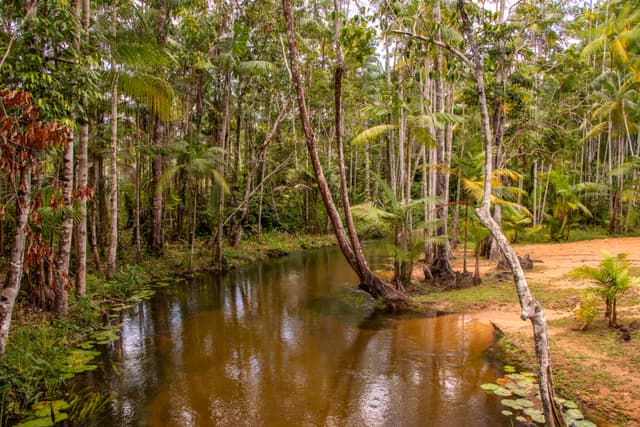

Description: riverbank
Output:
[410,237,640,426]
[0,232,336,426]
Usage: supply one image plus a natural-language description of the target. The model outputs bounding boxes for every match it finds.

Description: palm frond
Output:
[112,71,182,121]
[580,36,605,60]
[351,202,398,224]
[235,60,277,76]
[351,124,396,146]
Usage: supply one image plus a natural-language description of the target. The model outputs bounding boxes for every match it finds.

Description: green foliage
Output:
[573,293,600,331]
[101,264,150,300]
[350,124,396,146]
[0,319,71,424]
[571,252,640,326]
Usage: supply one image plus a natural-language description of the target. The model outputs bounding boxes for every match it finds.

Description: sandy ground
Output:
[449,237,640,426]
[471,237,640,334]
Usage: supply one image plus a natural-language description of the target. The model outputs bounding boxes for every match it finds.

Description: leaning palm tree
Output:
[571,252,639,327]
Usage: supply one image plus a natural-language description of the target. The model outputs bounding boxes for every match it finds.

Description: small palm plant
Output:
[571,252,639,327]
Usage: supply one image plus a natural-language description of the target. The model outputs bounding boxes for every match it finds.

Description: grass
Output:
[515,224,640,246]
[409,275,520,311]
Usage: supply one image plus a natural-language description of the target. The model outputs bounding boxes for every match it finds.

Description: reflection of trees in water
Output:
[89,248,505,426]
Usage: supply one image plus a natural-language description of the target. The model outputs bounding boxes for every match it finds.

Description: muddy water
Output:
[95,247,509,426]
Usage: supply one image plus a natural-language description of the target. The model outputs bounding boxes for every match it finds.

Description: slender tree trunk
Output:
[54,118,74,314]
[213,71,231,267]
[106,2,118,278]
[456,2,562,425]
[283,0,404,303]
[385,39,397,196]
[135,120,142,257]
[151,3,169,255]
[75,0,90,297]
[188,182,197,273]
[433,0,451,261]
[0,164,32,354]
[334,0,370,283]
[151,116,164,254]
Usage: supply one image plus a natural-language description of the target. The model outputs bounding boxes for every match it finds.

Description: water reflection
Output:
[88,247,508,426]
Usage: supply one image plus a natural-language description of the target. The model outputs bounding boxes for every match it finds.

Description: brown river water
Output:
[84,246,510,426]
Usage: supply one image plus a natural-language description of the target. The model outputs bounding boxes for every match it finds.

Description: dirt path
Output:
[462,237,640,426]
[471,237,640,327]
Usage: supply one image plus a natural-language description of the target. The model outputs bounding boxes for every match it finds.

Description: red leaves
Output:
[0,88,68,180]
[0,88,67,283]
[74,184,95,201]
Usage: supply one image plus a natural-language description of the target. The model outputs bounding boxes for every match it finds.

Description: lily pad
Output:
[555,397,566,405]
[154,281,171,287]
[504,365,517,373]
[130,289,155,302]
[514,398,534,408]
[63,349,100,375]
[481,383,499,391]
[505,382,520,390]
[524,408,545,424]
[563,400,578,409]
[32,400,69,418]
[565,409,584,420]
[517,380,535,389]
[501,410,513,416]
[500,399,523,410]
[494,387,513,397]
[506,373,526,381]
[513,389,531,397]
[15,414,68,427]
[16,400,70,427]
[515,416,528,423]
[92,328,120,344]
[573,421,597,427]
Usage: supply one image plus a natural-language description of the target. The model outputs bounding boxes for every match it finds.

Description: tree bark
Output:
[0,164,32,354]
[106,1,118,278]
[282,0,404,303]
[75,0,90,297]
[456,2,563,425]
[54,118,74,314]
[151,115,164,254]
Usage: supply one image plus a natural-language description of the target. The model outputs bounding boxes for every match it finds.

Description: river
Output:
[85,246,509,426]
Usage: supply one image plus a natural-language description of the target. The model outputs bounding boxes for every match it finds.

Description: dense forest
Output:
[1,0,639,424]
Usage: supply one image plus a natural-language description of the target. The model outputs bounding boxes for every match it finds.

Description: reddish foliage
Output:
[0,88,67,180]
[1,88,68,294]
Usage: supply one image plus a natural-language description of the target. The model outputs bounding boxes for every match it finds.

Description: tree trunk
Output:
[54,118,74,314]
[0,165,32,354]
[75,0,90,297]
[456,2,563,425]
[283,0,404,304]
[433,0,452,262]
[106,2,118,278]
[150,3,169,255]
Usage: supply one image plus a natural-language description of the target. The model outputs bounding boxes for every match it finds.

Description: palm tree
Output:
[546,170,606,240]
[572,251,639,326]
[351,176,440,290]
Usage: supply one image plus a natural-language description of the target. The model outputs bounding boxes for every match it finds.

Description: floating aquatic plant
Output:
[481,370,594,425]
[15,400,70,427]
